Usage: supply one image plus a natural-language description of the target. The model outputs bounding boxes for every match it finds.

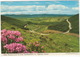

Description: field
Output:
[1,14,79,53]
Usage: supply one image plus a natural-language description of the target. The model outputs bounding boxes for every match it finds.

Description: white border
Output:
[0,0,80,57]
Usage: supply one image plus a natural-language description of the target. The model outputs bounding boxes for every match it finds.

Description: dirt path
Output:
[43,30,79,37]
[64,19,72,34]
[29,30,49,35]
[26,19,79,37]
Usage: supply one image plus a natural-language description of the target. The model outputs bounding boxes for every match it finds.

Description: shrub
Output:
[1,29,23,44]
[1,29,45,53]
[3,43,27,53]
[27,41,46,53]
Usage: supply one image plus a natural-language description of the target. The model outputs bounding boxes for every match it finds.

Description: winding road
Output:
[28,19,72,35]
[29,30,49,35]
[64,19,72,34]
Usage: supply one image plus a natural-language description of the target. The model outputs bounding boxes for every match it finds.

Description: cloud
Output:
[1,5,46,11]
[1,11,47,15]
[1,12,23,15]
[1,4,79,15]
[47,4,69,10]
[72,7,79,10]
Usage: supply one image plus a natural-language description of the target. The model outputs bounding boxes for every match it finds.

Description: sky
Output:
[1,1,79,15]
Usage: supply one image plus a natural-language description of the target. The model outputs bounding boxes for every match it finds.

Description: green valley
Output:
[1,14,79,52]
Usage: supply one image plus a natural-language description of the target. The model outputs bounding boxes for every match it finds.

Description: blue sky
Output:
[1,1,79,15]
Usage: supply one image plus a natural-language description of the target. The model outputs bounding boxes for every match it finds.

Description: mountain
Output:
[3,14,72,19]
[69,14,79,34]
[1,15,26,29]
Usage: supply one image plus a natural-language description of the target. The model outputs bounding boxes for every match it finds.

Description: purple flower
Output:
[1,35,7,44]
[1,29,23,43]
[4,43,27,53]
[15,37,23,42]
[8,35,15,40]
[2,30,12,36]
[14,31,21,36]
[1,29,6,33]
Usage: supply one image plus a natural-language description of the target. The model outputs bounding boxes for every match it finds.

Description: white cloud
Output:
[72,7,79,10]
[1,4,79,15]
[47,4,69,10]
[1,11,47,15]
[1,5,46,11]
[1,12,23,15]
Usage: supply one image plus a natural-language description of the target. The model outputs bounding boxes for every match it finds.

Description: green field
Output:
[1,14,79,52]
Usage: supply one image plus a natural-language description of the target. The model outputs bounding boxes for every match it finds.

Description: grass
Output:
[69,14,79,34]
[1,15,26,29]
[48,20,69,32]
[1,15,79,52]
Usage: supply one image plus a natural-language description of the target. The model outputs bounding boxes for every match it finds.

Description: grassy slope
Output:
[1,15,79,52]
[69,14,79,34]
[48,14,79,34]
[48,20,69,32]
[1,15,26,29]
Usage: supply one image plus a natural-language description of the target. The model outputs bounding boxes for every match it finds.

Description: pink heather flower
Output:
[1,29,6,33]
[8,35,15,40]
[1,29,8,36]
[10,31,15,35]
[15,37,23,42]
[1,29,21,37]
[4,30,12,36]
[1,36,7,44]
[14,31,21,36]
[4,43,27,53]
[31,51,38,53]
[1,29,23,43]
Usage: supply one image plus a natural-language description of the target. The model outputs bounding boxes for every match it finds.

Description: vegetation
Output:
[1,14,79,53]
[48,20,69,32]
[69,14,79,34]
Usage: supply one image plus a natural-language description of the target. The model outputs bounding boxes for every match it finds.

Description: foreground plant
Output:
[3,43,28,53]
[27,41,46,53]
[1,29,45,53]
[1,29,23,44]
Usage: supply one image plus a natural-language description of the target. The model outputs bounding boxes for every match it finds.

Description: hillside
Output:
[1,15,79,52]
[48,19,69,32]
[1,15,26,29]
[48,14,79,34]
[69,14,79,34]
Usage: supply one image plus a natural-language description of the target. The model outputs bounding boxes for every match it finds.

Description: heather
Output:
[1,29,45,53]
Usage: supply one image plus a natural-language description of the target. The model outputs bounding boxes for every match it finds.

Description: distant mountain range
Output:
[3,14,73,18]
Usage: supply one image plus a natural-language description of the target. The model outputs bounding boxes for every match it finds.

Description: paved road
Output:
[64,19,72,34]
[29,19,72,35]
